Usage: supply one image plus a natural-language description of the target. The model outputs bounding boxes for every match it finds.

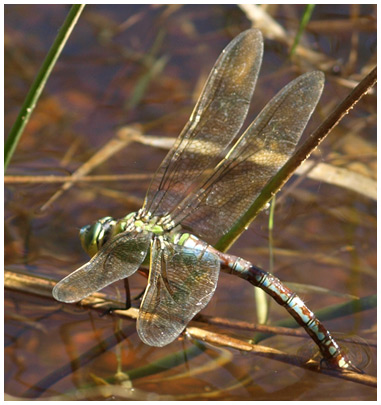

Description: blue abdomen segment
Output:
[226,257,356,371]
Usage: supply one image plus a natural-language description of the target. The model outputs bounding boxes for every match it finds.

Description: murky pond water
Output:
[5,4,376,400]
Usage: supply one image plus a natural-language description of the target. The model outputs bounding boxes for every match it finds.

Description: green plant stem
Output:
[4,4,86,170]
[290,5,316,56]
[215,66,377,252]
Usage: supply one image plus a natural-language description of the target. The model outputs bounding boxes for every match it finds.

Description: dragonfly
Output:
[53,29,357,371]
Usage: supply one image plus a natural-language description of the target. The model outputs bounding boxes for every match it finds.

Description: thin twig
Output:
[4,270,376,388]
[216,66,377,252]
[185,327,376,387]
[196,314,376,347]
[39,125,142,211]
[4,173,151,184]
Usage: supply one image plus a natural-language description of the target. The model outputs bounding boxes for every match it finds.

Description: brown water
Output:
[5,4,376,400]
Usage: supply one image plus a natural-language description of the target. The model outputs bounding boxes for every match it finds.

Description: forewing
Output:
[179,71,325,245]
[52,231,152,303]
[143,29,263,217]
[137,238,220,347]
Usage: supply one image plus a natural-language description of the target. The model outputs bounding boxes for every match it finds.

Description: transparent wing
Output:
[174,71,325,245]
[143,29,263,218]
[52,231,152,303]
[137,238,220,347]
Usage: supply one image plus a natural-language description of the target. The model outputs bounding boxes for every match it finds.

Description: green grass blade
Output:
[214,67,377,253]
[254,197,276,325]
[4,4,86,171]
[290,5,316,57]
[127,341,206,380]
[125,28,168,110]
[126,55,169,110]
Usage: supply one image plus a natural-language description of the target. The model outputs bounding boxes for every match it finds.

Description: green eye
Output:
[79,222,102,257]
[79,216,116,257]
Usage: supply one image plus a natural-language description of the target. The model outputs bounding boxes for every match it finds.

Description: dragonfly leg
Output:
[124,278,131,310]
[98,279,133,315]
[222,257,359,372]
[99,279,145,318]
[132,287,146,302]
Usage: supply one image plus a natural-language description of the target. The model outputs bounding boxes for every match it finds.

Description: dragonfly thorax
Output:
[79,211,175,257]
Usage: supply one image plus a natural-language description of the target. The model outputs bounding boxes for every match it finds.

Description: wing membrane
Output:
[53,231,151,303]
[137,238,220,347]
[175,72,325,245]
[143,29,263,218]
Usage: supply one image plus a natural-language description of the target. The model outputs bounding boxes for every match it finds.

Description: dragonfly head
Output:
[79,216,117,257]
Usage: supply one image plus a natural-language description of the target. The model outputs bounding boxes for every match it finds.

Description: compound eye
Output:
[79,222,103,257]
[79,217,117,257]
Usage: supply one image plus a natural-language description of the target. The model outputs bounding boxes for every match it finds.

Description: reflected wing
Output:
[137,238,220,347]
[143,29,263,218]
[53,231,152,303]
[175,72,325,245]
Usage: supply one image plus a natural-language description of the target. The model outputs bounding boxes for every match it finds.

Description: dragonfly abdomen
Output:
[246,265,355,370]
[200,244,356,371]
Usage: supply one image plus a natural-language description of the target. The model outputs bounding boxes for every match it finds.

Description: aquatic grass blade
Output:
[254,195,276,324]
[215,66,377,252]
[290,5,316,56]
[4,4,85,170]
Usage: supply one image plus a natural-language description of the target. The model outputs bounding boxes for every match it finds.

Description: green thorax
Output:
[79,210,182,257]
